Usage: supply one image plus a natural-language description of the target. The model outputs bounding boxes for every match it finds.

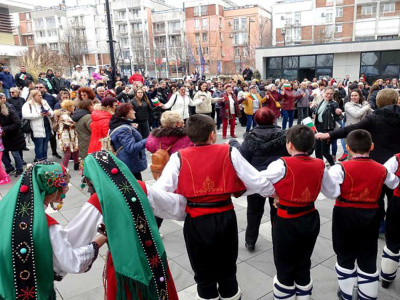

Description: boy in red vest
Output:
[261,125,339,300]
[154,114,275,300]
[380,152,400,289]
[328,130,399,299]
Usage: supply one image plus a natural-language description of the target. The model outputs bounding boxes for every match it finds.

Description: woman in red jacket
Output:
[264,84,281,124]
[279,83,304,130]
[218,84,241,139]
[87,97,117,154]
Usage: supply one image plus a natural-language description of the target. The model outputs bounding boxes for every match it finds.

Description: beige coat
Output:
[193,90,218,114]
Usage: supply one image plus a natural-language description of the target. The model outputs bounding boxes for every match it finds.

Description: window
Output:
[36,30,45,38]
[283,57,298,68]
[201,18,207,29]
[317,54,333,67]
[294,27,301,40]
[234,33,239,45]
[116,10,126,20]
[381,51,400,65]
[235,47,240,57]
[49,43,58,51]
[35,18,44,29]
[195,19,199,29]
[120,38,129,47]
[377,35,398,40]
[45,17,56,28]
[242,33,248,44]
[243,47,248,57]
[325,12,333,23]
[201,5,208,16]
[268,57,282,69]
[335,25,342,33]
[299,56,315,68]
[195,47,199,55]
[119,24,127,33]
[27,23,31,32]
[361,5,376,16]
[220,46,223,55]
[47,29,57,37]
[285,13,293,24]
[202,33,208,42]
[194,6,200,16]
[169,21,180,32]
[240,18,247,30]
[195,33,200,42]
[132,23,142,32]
[294,13,301,23]
[382,2,395,13]
[25,13,30,20]
[203,47,209,55]
[155,23,165,32]
[336,8,343,18]
[233,18,239,30]
[129,9,139,19]
[360,51,400,84]
[219,32,223,41]
[361,52,380,66]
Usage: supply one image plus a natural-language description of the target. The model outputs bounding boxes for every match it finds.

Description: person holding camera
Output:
[22,90,54,162]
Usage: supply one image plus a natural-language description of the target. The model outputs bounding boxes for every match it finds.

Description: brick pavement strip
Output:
[0,123,399,299]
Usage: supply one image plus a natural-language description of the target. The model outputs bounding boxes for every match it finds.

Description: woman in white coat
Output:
[193,81,218,116]
[22,90,54,161]
[163,85,203,121]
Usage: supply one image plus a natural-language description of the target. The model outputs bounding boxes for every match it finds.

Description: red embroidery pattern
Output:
[18,287,35,300]
[149,254,161,268]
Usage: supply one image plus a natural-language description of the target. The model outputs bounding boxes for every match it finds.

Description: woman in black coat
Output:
[230,107,289,251]
[0,94,26,176]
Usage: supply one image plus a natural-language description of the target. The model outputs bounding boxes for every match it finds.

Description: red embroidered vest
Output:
[393,154,400,197]
[336,158,387,208]
[274,155,325,218]
[177,144,246,217]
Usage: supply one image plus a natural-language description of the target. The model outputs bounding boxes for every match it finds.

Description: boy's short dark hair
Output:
[286,125,315,152]
[186,114,215,144]
[347,129,372,154]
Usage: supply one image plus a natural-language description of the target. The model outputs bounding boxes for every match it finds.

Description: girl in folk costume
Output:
[218,84,241,139]
[53,100,80,170]
[65,151,185,300]
[0,162,107,300]
[240,85,267,132]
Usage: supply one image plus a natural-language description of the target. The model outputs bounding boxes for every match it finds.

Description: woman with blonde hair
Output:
[54,100,80,169]
[22,90,54,162]
[130,88,152,138]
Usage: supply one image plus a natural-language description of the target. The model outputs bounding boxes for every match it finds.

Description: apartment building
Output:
[185,0,272,76]
[1,1,32,73]
[256,0,400,83]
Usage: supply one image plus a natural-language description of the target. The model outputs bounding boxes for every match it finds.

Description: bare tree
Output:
[18,46,65,82]
[60,25,88,75]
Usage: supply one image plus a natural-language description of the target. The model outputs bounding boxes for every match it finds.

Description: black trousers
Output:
[245,194,276,245]
[215,108,222,129]
[273,210,320,286]
[239,108,247,126]
[133,172,142,181]
[386,195,400,253]
[332,206,380,273]
[314,127,334,166]
[50,132,58,154]
[184,210,239,299]
[211,103,216,120]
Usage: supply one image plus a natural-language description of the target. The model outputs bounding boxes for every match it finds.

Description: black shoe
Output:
[22,160,27,165]
[245,243,255,251]
[381,279,391,289]
[6,167,15,174]
[23,147,29,151]
[74,162,80,171]
[33,158,38,163]
[337,288,342,299]
[15,169,23,177]
[52,153,62,159]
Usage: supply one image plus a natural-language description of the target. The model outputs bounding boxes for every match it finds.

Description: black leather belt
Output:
[337,196,376,205]
[277,203,315,214]
[187,199,232,208]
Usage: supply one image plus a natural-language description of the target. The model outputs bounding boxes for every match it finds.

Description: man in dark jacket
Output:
[51,71,67,94]
[156,81,169,104]
[35,82,61,159]
[14,66,33,89]
[0,101,26,176]
[0,66,15,98]
[242,66,254,82]
[230,107,289,251]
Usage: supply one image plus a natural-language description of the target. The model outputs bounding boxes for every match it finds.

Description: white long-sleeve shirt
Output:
[163,92,203,120]
[384,156,400,178]
[328,161,399,190]
[260,158,340,199]
[64,183,187,249]
[153,147,275,197]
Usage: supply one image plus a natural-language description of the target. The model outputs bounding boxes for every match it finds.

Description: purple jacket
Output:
[146,127,193,154]
[218,93,241,119]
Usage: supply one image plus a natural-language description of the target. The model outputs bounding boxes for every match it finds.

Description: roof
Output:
[0,0,33,13]
[0,44,28,56]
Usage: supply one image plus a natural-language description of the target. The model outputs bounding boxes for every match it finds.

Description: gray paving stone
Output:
[163,230,188,259]
[311,236,335,264]
[319,220,332,240]
[173,252,194,275]
[168,260,196,291]
[246,248,276,277]
[63,286,104,300]
[159,219,184,236]
[238,231,273,261]
[237,262,273,299]
[311,264,341,300]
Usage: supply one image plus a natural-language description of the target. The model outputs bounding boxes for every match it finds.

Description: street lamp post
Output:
[105,0,116,83]
[248,18,255,68]
[128,55,132,75]
[282,28,286,47]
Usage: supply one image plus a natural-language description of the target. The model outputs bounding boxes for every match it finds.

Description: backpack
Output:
[100,125,132,155]
[150,141,176,180]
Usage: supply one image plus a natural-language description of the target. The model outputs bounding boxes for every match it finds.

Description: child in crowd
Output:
[328,130,399,299]
[0,125,10,185]
[261,125,338,300]
[380,152,400,289]
[154,114,275,300]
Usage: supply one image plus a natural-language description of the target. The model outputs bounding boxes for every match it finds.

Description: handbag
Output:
[268,92,281,109]
[21,104,32,134]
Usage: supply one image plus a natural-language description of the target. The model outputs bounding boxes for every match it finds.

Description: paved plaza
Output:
[0,123,399,300]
